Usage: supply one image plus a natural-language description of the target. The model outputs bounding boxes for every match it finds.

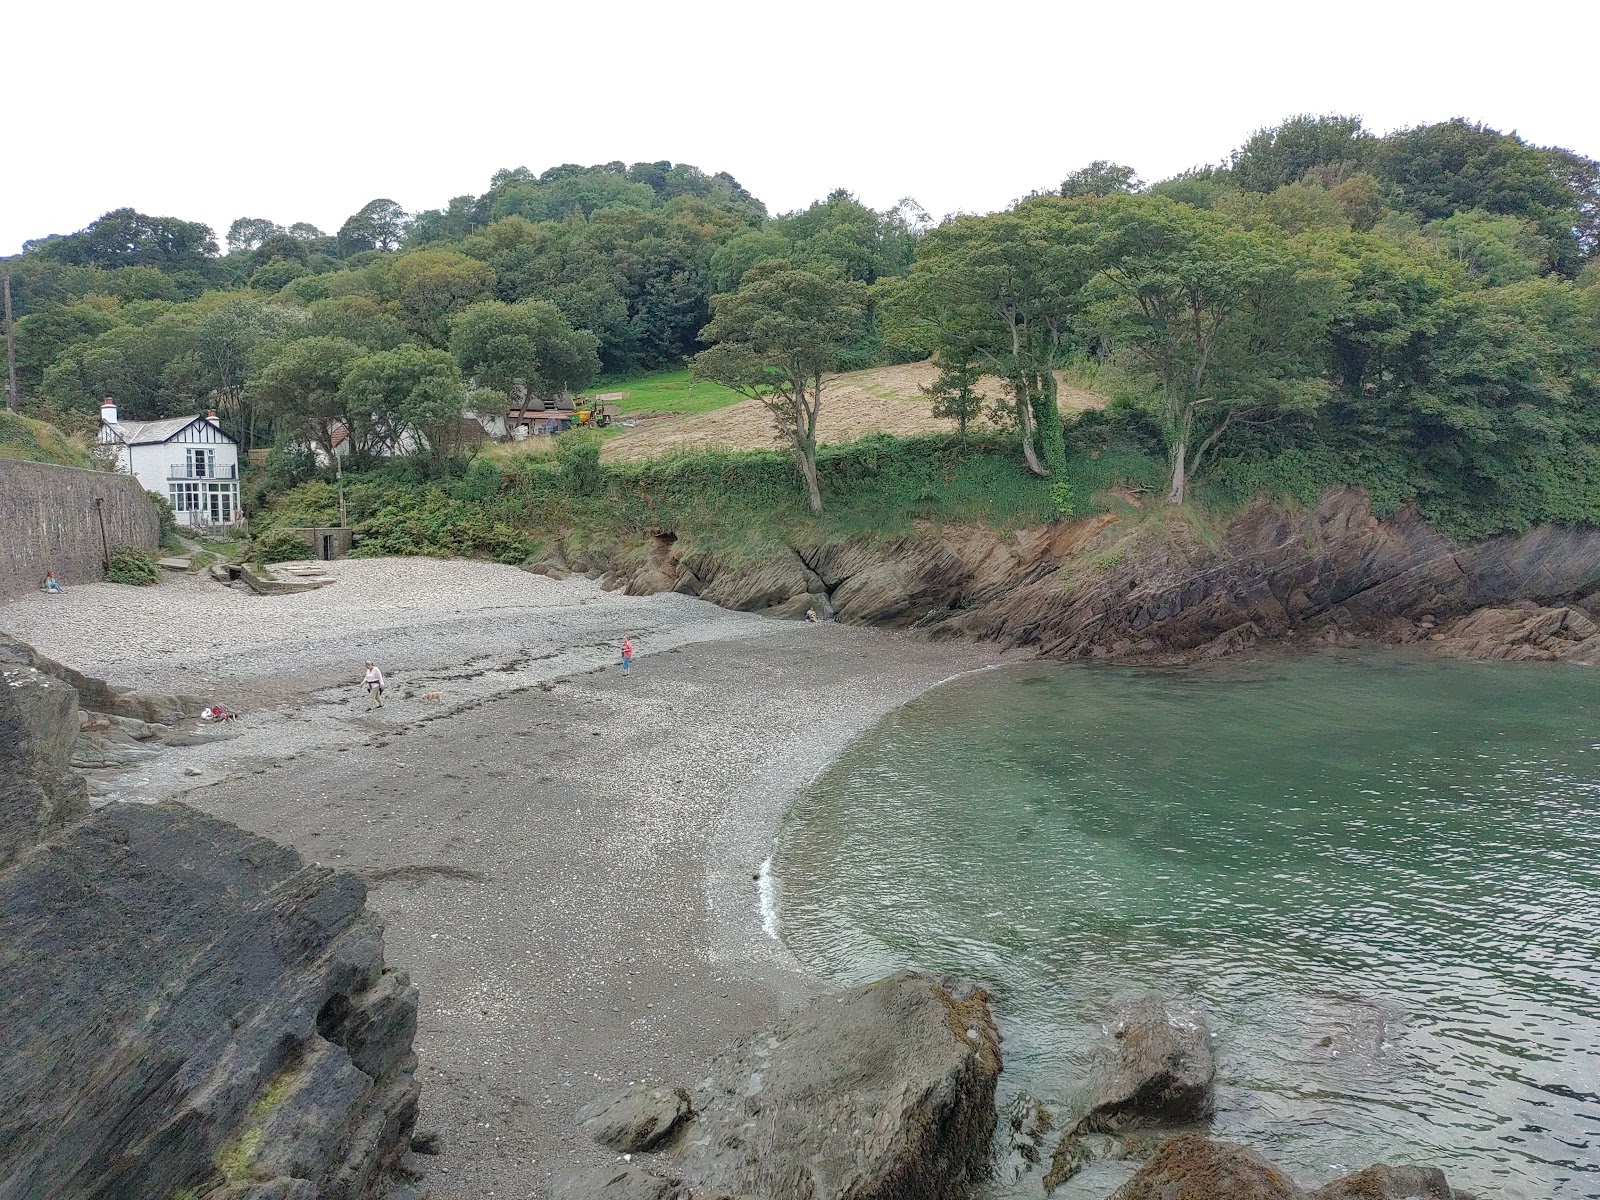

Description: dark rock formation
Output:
[590,487,1600,664]
[0,635,420,1200]
[1108,1135,1465,1200]
[549,1164,692,1200]
[578,1084,695,1153]
[1310,1163,1454,1199]
[0,658,88,869]
[569,971,1001,1200]
[1044,996,1214,1188]
[1109,1135,1301,1200]
[1076,996,1216,1134]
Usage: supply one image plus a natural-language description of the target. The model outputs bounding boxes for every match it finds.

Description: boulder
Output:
[1310,1164,1454,1200]
[666,970,1000,1200]
[549,1164,691,1200]
[580,1084,695,1153]
[1108,1134,1301,1200]
[1074,995,1216,1134]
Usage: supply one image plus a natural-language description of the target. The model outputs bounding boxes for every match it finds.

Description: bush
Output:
[105,546,159,586]
[146,491,182,550]
[251,528,311,564]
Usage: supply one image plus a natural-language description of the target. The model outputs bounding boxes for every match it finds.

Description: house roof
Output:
[103,415,237,446]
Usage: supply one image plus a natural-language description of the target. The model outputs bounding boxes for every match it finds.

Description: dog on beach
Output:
[422,691,442,702]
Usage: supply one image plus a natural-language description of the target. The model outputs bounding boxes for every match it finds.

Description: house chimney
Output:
[101,396,118,424]
[206,409,221,427]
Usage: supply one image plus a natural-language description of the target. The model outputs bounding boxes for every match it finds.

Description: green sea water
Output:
[773,650,1600,1198]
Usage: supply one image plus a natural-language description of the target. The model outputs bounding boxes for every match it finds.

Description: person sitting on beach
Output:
[43,571,63,594]
[805,607,818,623]
[363,660,385,708]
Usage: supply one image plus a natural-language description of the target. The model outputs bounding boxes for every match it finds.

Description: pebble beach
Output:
[0,558,1009,1197]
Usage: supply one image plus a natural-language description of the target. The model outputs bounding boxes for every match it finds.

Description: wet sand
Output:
[0,560,1009,1197]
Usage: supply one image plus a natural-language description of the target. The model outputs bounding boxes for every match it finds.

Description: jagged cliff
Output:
[0,641,420,1200]
[566,486,1600,664]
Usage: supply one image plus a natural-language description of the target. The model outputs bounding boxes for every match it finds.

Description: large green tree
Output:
[450,299,600,399]
[339,345,466,459]
[693,262,866,513]
[1089,195,1336,503]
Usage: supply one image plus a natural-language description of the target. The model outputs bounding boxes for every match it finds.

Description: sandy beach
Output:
[0,559,1009,1198]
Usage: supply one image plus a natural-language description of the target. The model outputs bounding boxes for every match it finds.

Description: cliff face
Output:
[595,487,1600,663]
[0,640,419,1200]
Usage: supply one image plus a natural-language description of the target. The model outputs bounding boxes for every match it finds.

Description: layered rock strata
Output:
[0,636,420,1200]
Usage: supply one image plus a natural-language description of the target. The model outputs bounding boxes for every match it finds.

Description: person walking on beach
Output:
[363,661,385,708]
[620,636,634,673]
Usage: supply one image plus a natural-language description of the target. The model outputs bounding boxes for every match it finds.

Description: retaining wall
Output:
[0,460,160,597]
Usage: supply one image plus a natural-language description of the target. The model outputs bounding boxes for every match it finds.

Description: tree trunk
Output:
[799,447,823,515]
[1017,390,1047,477]
[1166,439,1187,505]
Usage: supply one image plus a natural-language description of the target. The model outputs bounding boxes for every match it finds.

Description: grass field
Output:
[589,369,743,418]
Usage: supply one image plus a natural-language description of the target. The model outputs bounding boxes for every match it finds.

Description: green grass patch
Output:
[0,411,88,467]
[590,367,743,418]
[216,1128,261,1184]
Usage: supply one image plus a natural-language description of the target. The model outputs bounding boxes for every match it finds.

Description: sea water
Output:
[774,651,1600,1198]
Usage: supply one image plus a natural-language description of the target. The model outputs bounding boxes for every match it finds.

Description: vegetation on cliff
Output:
[4,115,1597,546]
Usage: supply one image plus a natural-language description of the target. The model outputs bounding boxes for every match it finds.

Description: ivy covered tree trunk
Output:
[1031,370,1066,473]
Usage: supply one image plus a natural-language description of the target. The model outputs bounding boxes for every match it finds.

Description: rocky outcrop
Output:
[1109,1135,1465,1200]
[1045,996,1215,1188]
[1075,996,1216,1134]
[0,636,420,1200]
[586,488,1600,664]
[569,971,1001,1200]
[1425,602,1600,663]
[578,1085,695,1154]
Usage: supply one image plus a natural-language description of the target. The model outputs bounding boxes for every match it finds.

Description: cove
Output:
[773,650,1600,1198]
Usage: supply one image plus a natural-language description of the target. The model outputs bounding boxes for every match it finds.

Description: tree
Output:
[1230,114,1371,192]
[226,218,285,255]
[337,199,409,255]
[891,199,1098,476]
[383,249,494,346]
[1089,195,1335,503]
[251,336,366,461]
[921,358,985,439]
[450,299,600,399]
[1060,161,1142,198]
[29,209,217,286]
[693,262,866,513]
[339,345,466,459]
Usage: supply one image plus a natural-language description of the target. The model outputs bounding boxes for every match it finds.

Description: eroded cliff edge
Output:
[571,486,1600,664]
[0,643,420,1200]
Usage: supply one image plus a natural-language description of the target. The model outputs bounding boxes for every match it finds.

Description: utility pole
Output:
[2,274,17,412]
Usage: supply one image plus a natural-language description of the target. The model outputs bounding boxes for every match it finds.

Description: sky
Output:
[5,0,1598,256]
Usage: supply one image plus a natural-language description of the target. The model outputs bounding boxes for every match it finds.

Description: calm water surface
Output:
[774,651,1600,1198]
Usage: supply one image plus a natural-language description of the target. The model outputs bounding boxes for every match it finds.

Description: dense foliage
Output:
[4,116,1597,544]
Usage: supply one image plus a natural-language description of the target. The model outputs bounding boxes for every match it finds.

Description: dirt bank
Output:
[0,563,1009,1198]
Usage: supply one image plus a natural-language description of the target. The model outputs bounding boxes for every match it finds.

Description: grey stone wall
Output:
[0,460,160,597]
[282,525,354,560]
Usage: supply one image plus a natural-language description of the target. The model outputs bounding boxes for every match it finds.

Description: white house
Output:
[97,398,244,527]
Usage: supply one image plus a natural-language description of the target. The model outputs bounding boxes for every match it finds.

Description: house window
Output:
[187,447,215,478]
[169,482,202,512]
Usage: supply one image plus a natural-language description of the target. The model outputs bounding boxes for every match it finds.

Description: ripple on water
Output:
[774,652,1600,1199]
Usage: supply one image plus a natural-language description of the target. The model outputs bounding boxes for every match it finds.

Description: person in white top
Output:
[363,661,385,708]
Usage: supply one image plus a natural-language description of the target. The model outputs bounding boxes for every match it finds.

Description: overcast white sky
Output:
[6,0,1597,255]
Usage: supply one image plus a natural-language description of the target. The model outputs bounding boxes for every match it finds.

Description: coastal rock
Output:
[1430,603,1600,663]
[1310,1163,1453,1199]
[0,636,421,1200]
[1108,1134,1301,1200]
[0,661,89,869]
[579,1084,696,1153]
[666,970,1001,1200]
[1076,996,1216,1133]
[549,1164,690,1200]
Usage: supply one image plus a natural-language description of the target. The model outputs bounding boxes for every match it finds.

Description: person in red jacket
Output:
[620,637,634,673]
